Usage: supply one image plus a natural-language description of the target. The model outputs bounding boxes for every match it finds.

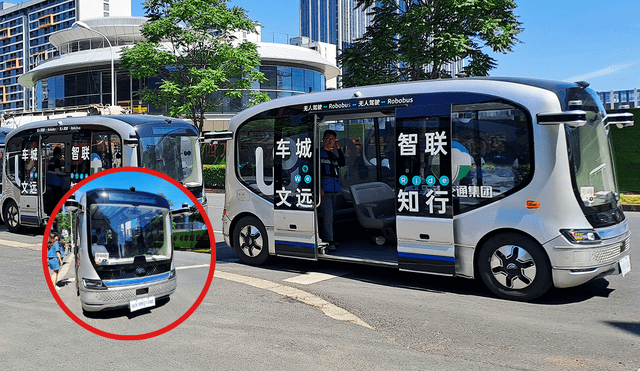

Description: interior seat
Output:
[349,182,396,244]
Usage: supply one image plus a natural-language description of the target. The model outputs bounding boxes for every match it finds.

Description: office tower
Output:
[300,0,377,51]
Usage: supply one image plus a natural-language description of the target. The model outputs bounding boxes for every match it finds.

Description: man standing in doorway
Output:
[320,129,345,252]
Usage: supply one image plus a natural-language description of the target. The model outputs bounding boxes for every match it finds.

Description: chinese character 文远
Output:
[295,188,314,208]
[398,133,418,156]
[276,187,292,207]
[425,131,448,156]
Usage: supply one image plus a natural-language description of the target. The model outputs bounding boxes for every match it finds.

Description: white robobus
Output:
[65,187,176,312]
[211,77,633,301]
[1,115,204,232]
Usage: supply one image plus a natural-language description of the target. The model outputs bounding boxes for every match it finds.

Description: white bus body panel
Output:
[223,78,631,291]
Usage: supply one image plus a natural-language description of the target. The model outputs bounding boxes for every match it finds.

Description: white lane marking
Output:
[215,270,373,329]
[0,238,40,250]
[284,271,349,285]
[176,264,210,270]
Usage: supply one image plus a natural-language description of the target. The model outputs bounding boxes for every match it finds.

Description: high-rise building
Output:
[300,0,376,51]
[0,0,131,113]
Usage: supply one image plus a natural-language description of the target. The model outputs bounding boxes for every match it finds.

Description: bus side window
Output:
[451,101,533,213]
[236,118,274,197]
[5,137,21,185]
[92,132,122,170]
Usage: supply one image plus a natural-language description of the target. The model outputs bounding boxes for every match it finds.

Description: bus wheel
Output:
[3,200,20,233]
[477,233,551,301]
[232,216,270,265]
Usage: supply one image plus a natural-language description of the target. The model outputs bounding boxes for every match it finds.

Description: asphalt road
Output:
[0,195,638,370]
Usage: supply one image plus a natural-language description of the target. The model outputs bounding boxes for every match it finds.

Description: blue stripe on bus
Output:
[275,240,316,248]
[103,272,171,287]
[397,252,455,262]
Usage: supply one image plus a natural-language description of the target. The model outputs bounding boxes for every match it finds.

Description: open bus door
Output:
[272,114,318,260]
[395,105,455,275]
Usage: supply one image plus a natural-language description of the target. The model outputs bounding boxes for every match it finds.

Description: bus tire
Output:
[232,216,270,266]
[3,200,20,233]
[477,233,551,301]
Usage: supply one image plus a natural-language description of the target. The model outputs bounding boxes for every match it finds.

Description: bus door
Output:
[395,105,455,275]
[40,134,69,217]
[272,114,318,260]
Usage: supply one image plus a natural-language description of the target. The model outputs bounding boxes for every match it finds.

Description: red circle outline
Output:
[42,167,216,340]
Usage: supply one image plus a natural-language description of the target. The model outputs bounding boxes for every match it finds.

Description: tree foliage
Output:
[120,0,269,132]
[339,0,522,87]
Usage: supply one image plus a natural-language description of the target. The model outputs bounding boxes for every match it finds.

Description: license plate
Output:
[129,296,156,312]
[619,255,631,277]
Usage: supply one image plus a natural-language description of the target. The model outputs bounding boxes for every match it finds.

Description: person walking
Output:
[47,234,63,291]
[319,129,345,252]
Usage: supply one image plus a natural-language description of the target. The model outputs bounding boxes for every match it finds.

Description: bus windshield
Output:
[565,88,622,225]
[89,203,172,267]
[138,126,203,185]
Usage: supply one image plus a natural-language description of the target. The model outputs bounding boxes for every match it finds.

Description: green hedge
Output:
[173,230,211,250]
[609,108,640,192]
[203,164,226,188]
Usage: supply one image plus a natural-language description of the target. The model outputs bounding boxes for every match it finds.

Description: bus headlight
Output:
[83,278,107,290]
[560,229,601,244]
[169,269,176,279]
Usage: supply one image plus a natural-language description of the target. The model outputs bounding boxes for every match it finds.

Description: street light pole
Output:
[73,21,115,107]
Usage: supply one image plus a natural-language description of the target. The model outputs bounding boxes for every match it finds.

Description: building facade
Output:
[15,17,340,132]
[300,0,376,51]
[597,89,638,110]
[0,0,130,113]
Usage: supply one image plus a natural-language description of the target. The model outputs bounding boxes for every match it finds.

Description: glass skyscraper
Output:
[300,0,376,50]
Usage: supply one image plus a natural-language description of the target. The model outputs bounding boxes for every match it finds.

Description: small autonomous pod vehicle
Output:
[66,187,176,312]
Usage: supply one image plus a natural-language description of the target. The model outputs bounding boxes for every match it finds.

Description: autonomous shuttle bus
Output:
[1,115,205,232]
[66,188,176,312]
[213,77,633,301]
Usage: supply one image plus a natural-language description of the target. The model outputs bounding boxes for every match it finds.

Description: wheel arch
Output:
[472,228,551,280]
[1,196,17,222]
[227,211,265,249]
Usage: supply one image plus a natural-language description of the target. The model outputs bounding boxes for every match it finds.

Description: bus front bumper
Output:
[547,233,631,289]
[80,276,177,312]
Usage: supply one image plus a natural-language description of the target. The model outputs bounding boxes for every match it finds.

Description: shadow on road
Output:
[603,321,640,337]
[229,252,618,305]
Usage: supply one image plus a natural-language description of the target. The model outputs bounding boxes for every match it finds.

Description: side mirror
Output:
[202,131,233,144]
[64,198,80,213]
[604,112,634,128]
[537,111,587,128]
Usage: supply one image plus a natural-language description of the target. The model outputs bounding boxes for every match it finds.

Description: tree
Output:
[55,211,71,238]
[120,0,269,132]
[339,0,523,87]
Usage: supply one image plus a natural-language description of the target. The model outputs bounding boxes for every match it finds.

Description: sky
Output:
[74,171,195,210]
[131,0,640,92]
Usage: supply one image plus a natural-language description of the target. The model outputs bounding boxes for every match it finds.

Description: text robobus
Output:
[66,188,176,312]
[212,77,633,301]
[0,115,204,232]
